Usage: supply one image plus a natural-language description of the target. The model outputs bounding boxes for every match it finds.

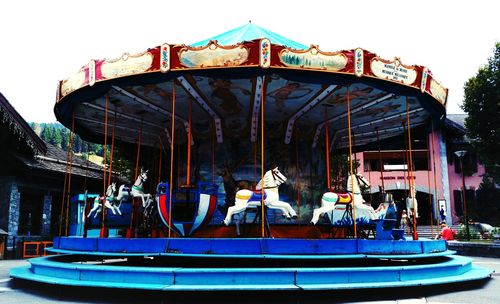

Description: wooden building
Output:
[0,92,105,257]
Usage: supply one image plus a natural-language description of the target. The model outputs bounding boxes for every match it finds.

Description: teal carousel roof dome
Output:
[190,22,308,49]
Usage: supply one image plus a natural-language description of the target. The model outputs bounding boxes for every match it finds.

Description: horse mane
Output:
[346,173,361,194]
[255,169,274,190]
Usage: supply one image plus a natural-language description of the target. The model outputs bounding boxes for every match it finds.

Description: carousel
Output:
[11,23,492,291]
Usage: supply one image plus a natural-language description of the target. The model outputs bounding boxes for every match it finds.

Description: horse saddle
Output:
[247,189,267,202]
[337,193,353,204]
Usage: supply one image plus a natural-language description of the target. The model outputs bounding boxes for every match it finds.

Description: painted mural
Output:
[101,52,153,80]
[280,48,347,71]
[179,44,249,68]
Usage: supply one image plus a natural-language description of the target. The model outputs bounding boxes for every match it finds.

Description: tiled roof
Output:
[0,92,46,154]
[16,143,105,180]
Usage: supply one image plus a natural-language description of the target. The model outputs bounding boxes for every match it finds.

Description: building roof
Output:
[444,114,467,138]
[0,91,46,154]
[16,143,106,180]
[447,114,466,129]
[191,22,308,49]
[1,90,125,182]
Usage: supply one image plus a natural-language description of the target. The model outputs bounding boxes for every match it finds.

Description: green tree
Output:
[462,43,500,183]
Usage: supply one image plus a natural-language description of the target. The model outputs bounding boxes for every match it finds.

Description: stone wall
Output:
[0,179,20,250]
[8,183,20,249]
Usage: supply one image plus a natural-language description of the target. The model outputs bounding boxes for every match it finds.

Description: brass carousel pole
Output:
[406,97,418,240]
[347,85,357,238]
[64,113,76,236]
[376,128,385,194]
[168,82,176,238]
[58,119,71,236]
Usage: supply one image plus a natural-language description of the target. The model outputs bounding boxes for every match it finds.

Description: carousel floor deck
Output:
[48,237,449,256]
[11,237,494,291]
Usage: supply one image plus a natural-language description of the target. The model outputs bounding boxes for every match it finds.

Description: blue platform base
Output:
[10,237,494,291]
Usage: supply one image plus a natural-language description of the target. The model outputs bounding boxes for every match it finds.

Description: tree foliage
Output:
[462,43,500,183]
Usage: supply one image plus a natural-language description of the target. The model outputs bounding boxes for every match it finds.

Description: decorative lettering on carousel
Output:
[371,59,417,85]
[380,176,416,180]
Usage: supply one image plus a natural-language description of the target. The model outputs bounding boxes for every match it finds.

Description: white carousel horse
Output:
[116,168,153,211]
[406,185,419,218]
[87,182,122,218]
[310,173,377,225]
[222,167,297,226]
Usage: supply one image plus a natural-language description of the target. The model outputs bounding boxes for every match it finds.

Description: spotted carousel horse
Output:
[222,167,297,226]
[310,173,377,225]
[116,168,153,214]
[87,182,122,218]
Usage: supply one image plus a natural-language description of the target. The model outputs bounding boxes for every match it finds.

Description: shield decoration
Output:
[157,183,218,236]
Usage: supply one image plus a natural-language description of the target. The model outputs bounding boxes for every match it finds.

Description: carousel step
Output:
[10,255,493,291]
[50,237,449,256]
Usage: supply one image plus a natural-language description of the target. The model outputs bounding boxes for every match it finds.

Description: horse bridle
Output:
[347,174,368,194]
[261,169,286,189]
[271,169,286,184]
[355,174,369,190]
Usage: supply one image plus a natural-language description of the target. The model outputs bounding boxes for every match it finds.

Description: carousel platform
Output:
[10,237,493,291]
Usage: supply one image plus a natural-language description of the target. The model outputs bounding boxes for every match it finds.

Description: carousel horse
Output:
[406,185,419,218]
[116,168,153,212]
[222,167,297,226]
[87,182,122,218]
[310,173,377,225]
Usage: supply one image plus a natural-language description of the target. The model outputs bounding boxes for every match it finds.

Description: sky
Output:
[0,0,498,122]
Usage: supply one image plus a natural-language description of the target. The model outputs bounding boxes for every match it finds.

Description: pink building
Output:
[355,114,484,225]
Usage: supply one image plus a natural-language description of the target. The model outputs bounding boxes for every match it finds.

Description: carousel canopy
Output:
[54,24,447,151]
[191,23,308,50]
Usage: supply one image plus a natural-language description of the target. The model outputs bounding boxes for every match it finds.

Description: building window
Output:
[454,152,478,174]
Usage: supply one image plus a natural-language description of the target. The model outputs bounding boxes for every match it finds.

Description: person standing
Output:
[440,207,446,222]
[400,210,408,233]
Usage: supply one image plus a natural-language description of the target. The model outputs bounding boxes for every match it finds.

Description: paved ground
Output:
[0,256,498,304]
